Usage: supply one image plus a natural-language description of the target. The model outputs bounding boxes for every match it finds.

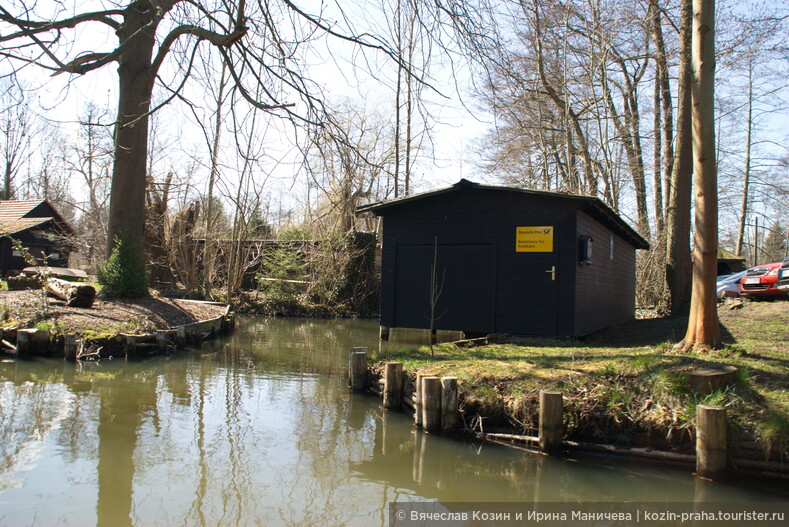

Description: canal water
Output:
[0,318,784,526]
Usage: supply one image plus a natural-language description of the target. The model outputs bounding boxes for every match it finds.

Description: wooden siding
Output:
[380,187,579,336]
[0,226,70,275]
[574,211,637,335]
[392,242,496,332]
[374,185,644,337]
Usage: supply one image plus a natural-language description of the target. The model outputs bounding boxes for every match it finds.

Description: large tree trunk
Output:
[677,0,719,352]
[651,0,673,236]
[623,89,650,240]
[665,0,693,315]
[106,4,158,260]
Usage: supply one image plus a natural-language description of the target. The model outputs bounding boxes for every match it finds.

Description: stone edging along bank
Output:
[1,302,236,361]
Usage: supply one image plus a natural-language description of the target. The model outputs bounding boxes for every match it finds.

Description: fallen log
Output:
[46,277,96,308]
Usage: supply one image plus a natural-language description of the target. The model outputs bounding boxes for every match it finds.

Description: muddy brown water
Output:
[0,317,784,526]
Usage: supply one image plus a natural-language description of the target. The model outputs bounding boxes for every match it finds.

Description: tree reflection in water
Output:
[0,318,782,527]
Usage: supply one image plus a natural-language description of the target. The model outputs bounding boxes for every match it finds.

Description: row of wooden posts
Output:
[10,310,236,360]
[350,347,730,479]
[349,347,460,435]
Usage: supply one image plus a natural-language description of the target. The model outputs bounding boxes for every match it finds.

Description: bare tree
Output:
[649,0,672,237]
[19,124,73,214]
[306,103,395,233]
[0,75,34,200]
[0,0,439,275]
[66,103,114,270]
[734,60,755,258]
[476,0,661,230]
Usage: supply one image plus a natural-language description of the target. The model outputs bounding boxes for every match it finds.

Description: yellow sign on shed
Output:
[516,226,554,252]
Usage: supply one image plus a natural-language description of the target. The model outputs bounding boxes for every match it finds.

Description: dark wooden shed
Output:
[357,180,649,338]
[0,200,75,275]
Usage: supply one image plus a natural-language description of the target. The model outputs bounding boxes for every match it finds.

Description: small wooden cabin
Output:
[716,248,746,276]
[357,180,649,338]
[0,200,74,275]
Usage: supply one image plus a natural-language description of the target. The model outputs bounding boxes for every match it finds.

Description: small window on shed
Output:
[579,235,593,266]
[609,236,614,259]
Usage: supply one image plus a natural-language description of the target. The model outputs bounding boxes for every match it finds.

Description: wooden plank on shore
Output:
[174,299,230,306]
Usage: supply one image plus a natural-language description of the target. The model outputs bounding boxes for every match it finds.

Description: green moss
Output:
[35,320,65,334]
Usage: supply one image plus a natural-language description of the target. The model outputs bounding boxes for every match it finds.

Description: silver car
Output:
[717,271,745,299]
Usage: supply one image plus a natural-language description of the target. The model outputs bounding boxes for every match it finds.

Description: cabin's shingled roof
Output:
[0,200,74,236]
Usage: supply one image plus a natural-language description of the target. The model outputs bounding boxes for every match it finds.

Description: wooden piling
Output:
[176,327,186,348]
[379,325,390,341]
[696,405,727,479]
[421,376,442,433]
[64,334,82,361]
[349,347,368,392]
[689,366,738,395]
[156,330,168,353]
[383,362,404,410]
[40,330,52,356]
[17,328,50,358]
[16,328,33,358]
[440,377,459,434]
[222,312,235,334]
[123,334,137,358]
[539,390,563,454]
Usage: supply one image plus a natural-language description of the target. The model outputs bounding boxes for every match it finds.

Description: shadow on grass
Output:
[583,314,739,349]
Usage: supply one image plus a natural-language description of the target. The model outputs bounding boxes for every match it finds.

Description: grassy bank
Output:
[371,301,789,460]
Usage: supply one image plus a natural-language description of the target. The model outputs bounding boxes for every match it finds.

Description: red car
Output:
[740,262,788,299]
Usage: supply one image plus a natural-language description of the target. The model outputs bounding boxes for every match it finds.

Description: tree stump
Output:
[689,365,738,395]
